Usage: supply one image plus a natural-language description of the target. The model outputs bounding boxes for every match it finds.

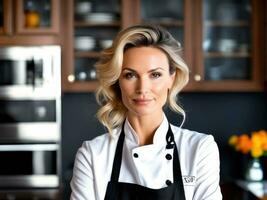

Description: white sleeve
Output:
[70,142,96,200]
[193,135,222,200]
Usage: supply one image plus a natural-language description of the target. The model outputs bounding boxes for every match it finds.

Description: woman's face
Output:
[119,46,175,118]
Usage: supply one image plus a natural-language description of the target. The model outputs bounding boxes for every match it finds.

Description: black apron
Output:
[104,123,186,200]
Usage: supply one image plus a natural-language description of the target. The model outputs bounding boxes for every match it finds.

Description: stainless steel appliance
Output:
[0,46,61,143]
[0,46,61,199]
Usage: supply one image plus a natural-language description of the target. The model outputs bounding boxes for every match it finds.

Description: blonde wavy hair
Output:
[95,24,189,133]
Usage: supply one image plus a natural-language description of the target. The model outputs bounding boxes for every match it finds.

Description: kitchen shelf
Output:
[74,51,101,58]
[142,19,184,27]
[204,52,251,58]
[65,81,99,92]
[74,21,121,27]
[204,20,250,27]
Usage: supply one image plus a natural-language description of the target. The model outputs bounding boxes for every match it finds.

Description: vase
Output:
[245,158,264,181]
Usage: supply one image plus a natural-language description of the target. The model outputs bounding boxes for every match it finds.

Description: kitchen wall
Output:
[61,92,267,199]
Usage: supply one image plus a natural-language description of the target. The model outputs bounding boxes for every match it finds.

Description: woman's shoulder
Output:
[72,128,121,177]
[170,124,219,163]
[170,124,216,147]
[79,127,121,153]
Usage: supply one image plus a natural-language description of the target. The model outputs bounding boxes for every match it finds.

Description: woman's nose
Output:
[135,77,149,94]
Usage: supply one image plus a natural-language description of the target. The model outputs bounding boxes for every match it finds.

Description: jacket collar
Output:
[123,114,169,146]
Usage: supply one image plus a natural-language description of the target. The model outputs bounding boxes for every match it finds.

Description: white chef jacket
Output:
[70,115,222,200]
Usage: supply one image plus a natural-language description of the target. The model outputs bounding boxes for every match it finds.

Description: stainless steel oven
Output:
[0,46,60,98]
[0,46,61,143]
[0,144,59,188]
[0,99,59,143]
[0,46,61,199]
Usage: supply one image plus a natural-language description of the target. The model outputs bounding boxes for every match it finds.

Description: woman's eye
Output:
[151,72,162,78]
[124,72,136,79]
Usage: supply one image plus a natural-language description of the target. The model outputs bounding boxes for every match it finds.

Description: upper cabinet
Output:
[16,0,60,34]
[0,0,61,45]
[139,0,193,75]
[63,0,123,91]
[62,0,265,92]
[62,0,191,92]
[192,0,265,91]
[140,0,185,42]
[0,0,12,35]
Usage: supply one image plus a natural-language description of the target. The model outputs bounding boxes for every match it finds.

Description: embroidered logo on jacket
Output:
[182,176,196,186]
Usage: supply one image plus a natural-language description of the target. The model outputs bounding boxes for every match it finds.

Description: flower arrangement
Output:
[229,130,267,158]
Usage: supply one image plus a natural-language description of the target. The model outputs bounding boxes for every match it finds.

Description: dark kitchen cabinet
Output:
[63,0,137,92]
[192,0,265,91]
[62,0,122,92]
[0,0,61,45]
[0,0,59,35]
[62,0,266,92]
[62,0,189,92]
[138,0,195,91]
[16,0,60,34]
[0,0,12,35]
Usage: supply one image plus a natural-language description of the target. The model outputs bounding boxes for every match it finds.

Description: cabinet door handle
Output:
[194,74,202,82]
[68,74,75,83]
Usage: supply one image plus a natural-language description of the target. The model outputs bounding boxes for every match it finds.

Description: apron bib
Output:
[104,124,186,200]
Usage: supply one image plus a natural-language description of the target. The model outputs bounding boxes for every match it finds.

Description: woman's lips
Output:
[133,98,153,105]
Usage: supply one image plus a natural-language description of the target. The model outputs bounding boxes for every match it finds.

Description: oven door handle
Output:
[0,144,58,151]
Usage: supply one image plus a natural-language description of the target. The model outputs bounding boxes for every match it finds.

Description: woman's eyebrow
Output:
[148,67,166,72]
[122,67,166,72]
[121,68,136,72]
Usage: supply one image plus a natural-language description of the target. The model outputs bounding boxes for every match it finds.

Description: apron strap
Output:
[110,123,125,182]
[166,124,183,185]
[173,141,182,183]
[166,125,175,149]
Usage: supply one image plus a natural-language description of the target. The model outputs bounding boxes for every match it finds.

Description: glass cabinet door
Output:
[201,0,252,81]
[140,0,193,83]
[0,0,3,33]
[68,0,121,85]
[141,0,184,44]
[0,0,12,35]
[15,0,59,34]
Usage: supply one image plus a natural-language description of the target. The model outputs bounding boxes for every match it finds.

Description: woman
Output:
[70,25,222,200]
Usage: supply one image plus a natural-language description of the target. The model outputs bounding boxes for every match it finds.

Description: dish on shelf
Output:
[77,71,87,81]
[89,68,97,80]
[76,69,97,81]
[99,39,113,49]
[217,38,237,53]
[74,36,96,51]
[83,13,117,23]
[75,2,92,15]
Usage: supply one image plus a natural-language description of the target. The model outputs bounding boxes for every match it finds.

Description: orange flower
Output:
[252,132,263,148]
[262,142,267,151]
[228,130,267,158]
[236,134,252,154]
[251,147,263,158]
[229,135,238,146]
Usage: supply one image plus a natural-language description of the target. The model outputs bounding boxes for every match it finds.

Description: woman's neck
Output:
[127,113,164,146]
